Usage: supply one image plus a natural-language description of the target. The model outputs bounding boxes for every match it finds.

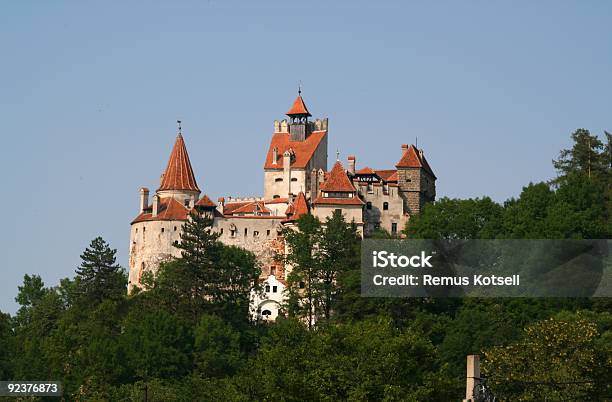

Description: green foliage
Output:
[120,310,192,381]
[75,237,127,304]
[483,316,603,401]
[193,314,241,378]
[405,197,504,239]
[152,212,260,326]
[242,318,454,401]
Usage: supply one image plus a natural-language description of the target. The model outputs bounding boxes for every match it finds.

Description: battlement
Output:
[224,196,264,203]
[274,118,328,133]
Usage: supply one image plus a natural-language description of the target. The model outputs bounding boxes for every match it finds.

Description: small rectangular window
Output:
[266,229,270,236]
[391,223,397,234]
[265,285,270,292]
[244,228,248,236]
[299,281,305,289]
[254,231,259,237]
[273,286,278,293]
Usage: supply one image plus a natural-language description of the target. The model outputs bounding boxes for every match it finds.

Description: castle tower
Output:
[157,132,201,206]
[264,93,328,200]
[286,90,312,141]
[128,128,202,292]
[395,144,436,215]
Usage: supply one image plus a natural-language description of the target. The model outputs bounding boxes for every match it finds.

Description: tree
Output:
[483,316,601,401]
[404,197,504,239]
[119,310,192,381]
[315,210,360,321]
[75,237,127,304]
[281,214,322,329]
[242,318,454,401]
[553,128,609,182]
[193,314,242,378]
[152,211,260,325]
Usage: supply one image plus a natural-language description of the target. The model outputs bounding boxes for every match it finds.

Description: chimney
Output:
[272,147,278,165]
[189,194,196,209]
[217,197,225,215]
[139,187,149,213]
[401,144,409,152]
[310,168,318,198]
[348,155,356,175]
[152,195,159,217]
[463,355,480,402]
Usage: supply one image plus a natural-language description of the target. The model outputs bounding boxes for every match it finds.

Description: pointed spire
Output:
[285,192,309,221]
[158,131,200,192]
[286,92,311,117]
[320,160,355,192]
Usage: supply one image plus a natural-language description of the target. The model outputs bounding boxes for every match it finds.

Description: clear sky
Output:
[1,1,610,314]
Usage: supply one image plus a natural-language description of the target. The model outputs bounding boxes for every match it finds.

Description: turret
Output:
[286,90,312,141]
[156,125,201,204]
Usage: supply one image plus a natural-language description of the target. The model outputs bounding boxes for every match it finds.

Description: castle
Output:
[128,92,436,320]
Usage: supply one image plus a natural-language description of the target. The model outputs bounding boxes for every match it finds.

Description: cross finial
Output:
[336,148,340,161]
[177,120,182,134]
[298,80,302,96]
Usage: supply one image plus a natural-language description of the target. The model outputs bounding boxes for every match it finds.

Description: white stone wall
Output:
[250,275,286,321]
[128,219,184,291]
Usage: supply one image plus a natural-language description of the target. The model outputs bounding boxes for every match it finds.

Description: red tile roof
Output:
[158,134,200,192]
[265,197,289,204]
[356,167,375,174]
[195,194,215,207]
[375,169,398,182]
[313,196,364,205]
[320,161,356,192]
[285,192,309,221]
[286,95,311,116]
[395,144,436,178]
[224,201,271,216]
[264,131,327,169]
[131,197,190,224]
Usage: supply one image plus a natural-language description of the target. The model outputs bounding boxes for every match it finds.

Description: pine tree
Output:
[316,210,360,321]
[75,237,126,304]
[553,128,609,182]
[156,211,259,325]
[281,214,322,329]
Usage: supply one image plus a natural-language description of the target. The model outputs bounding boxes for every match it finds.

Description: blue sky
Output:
[1,1,610,314]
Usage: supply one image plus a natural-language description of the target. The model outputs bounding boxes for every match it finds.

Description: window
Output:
[367,183,373,193]
[335,209,342,215]
[326,191,350,198]
[266,229,270,236]
[220,228,224,234]
[174,226,177,231]
[244,228,248,236]
[270,267,276,275]
[265,285,270,292]
[135,228,138,233]
[275,178,283,182]
[161,227,165,233]
[173,240,179,246]
[273,195,280,199]
[383,202,389,211]
[262,310,272,317]
[254,230,259,237]
[391,223,397,234]
[291,178,297,182]
[273,286,278,293]
[299,281,305,289]
[230,229,236,237]
[184,199,190,207]
[366,202,372,210]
